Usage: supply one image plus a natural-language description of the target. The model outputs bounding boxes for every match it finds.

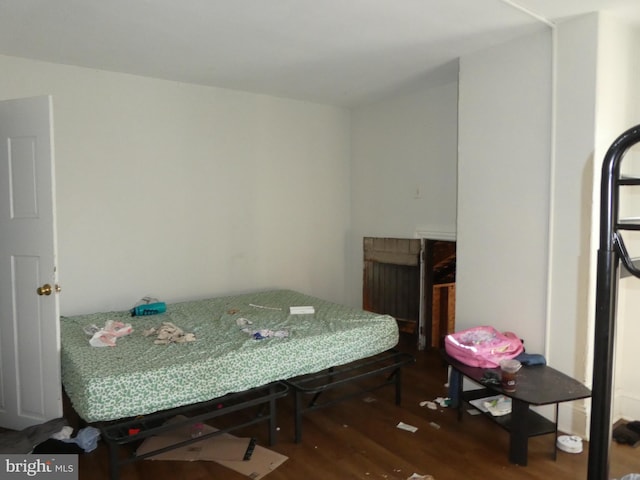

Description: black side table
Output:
[443,352,592,465]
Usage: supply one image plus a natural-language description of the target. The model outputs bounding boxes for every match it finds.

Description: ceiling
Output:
[1,0,640,107]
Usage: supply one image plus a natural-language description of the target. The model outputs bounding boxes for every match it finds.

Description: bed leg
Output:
[269,384,278,446]
[106,441,120,480]
[294,390,303,443]
[394,366,403,405]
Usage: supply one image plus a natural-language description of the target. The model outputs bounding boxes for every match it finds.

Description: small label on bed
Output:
[289,306,315,314]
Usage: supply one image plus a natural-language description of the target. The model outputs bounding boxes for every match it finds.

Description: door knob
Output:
[37,284,52,296]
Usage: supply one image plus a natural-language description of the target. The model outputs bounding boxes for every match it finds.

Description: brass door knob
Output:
[37,284,52,296]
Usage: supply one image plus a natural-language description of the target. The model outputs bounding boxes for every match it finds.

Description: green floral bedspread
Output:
[60,289,399,422]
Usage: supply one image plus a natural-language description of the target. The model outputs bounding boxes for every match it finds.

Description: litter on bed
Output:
[243,328,289,340]
[236,317,288,339]
[249,303,282,311]
[236,318,253,327]
[289,306,315,314]
[86,320,133,347]
[142,322,196,344]
[130,296,167,316]
[130,302,166,316]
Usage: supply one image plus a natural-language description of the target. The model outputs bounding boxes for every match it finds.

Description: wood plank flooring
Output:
[75,335,640,480]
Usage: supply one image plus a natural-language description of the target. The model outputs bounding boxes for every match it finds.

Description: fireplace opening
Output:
[363,237,455,349]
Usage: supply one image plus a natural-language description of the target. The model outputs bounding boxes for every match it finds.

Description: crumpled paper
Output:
[143,322,196,344]
[86,320,133,347]
[236,317,289,339]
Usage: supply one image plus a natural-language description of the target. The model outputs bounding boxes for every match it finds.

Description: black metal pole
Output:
[588,249,617,480]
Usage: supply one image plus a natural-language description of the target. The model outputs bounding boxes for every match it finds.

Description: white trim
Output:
[558,402,591,439]
[414,227,456,241]
[615,390,640,424]
[544,22,558,366]
[498,0,556,28]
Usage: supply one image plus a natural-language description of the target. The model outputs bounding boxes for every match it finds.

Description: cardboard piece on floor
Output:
[136,416,288,479]
[136,434,252,461]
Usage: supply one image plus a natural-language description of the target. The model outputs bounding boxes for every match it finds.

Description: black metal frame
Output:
[98,381,289,480]
[284,349,415,442]
[589,124,640,480]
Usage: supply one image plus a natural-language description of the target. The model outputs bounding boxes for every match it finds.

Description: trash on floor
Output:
[396,422,418,433]
[406,473,435,480]
[556,435,583,454]
[419,397,450,409]
[137,415,287,480]
[60,426,101,453]
[419,401,438,410]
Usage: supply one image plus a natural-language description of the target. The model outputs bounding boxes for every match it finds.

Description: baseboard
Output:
[556,401,590,439]
[614,391,640,424]
[550,392,640,440]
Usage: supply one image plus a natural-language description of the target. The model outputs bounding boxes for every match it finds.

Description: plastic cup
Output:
[499,359,522,392]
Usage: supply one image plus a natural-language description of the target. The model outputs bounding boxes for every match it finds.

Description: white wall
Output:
[457,13,640,438]
[595,17,640,422]
[457,28,552,356]
[0,55,352,315]
[347,61,459,306]
[617,276,640,421]
[552,12,640,430]
[549,14,600,435]
[5,15,638,440]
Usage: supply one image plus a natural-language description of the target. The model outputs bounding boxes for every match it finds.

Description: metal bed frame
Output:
[76,349,414,479]
[96,381,289,480]
[284,349,415,442]
[589,123,640,480]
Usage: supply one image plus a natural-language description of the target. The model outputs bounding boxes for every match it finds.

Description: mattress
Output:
[60,289,399,422]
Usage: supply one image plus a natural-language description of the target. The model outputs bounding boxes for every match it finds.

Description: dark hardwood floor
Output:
[76,335,640,480]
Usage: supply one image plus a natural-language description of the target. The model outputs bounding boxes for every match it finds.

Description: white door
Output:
[0,96,61,430]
